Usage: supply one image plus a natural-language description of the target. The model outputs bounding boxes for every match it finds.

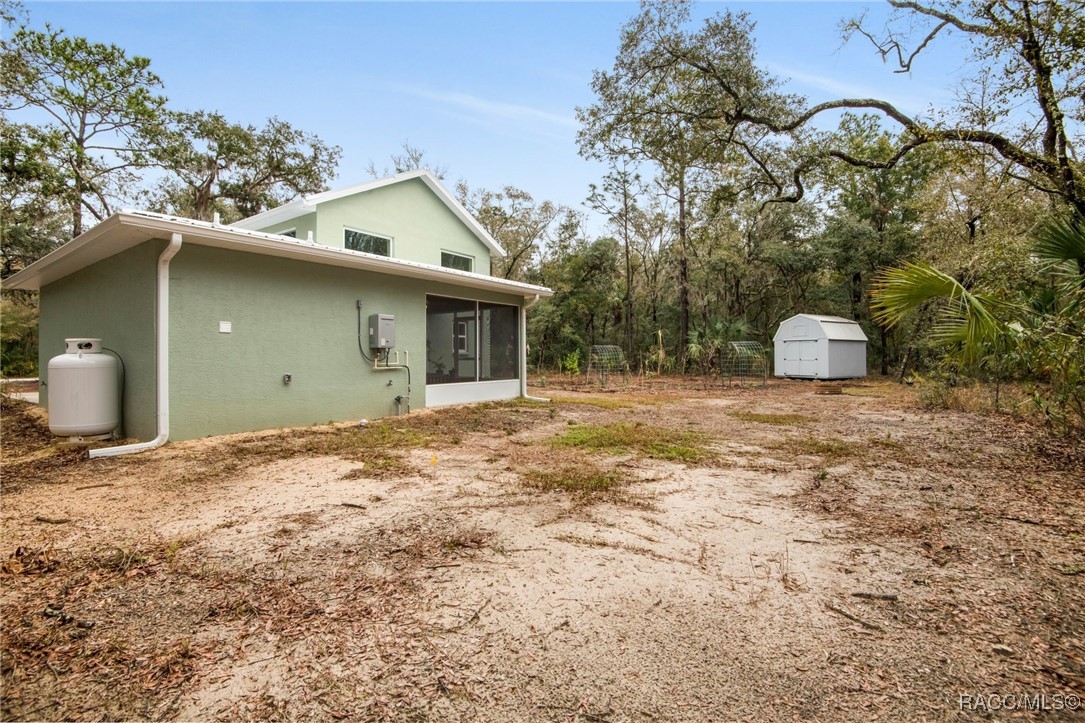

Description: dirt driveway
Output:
[2,379,1083,721]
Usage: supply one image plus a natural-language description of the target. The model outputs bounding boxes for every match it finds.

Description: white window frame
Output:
[456,321,469,354]
[441,250,474,273]
[343,226,393,256]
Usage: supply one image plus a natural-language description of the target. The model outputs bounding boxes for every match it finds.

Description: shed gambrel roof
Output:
[230,169,507,258]
[773,314,868,342]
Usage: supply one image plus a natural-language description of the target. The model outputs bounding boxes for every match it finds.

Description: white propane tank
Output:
[47,338,120,438]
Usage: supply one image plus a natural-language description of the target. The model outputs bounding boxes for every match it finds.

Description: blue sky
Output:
[22,1,968,228]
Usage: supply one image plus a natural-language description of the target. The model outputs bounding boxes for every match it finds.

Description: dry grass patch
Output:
[549,394,659,410]
[0,396,88,490]
[1,516,499,722]
[0,395,53,458]
[867,436,908,452]
[522,464,657,509]
[395,400,554,439]
[550,422,713,463]
[841,386,893,398]
[771,436,865,464]
[729,411,810,426]
[0,535,230,721]
[771,434,915,467]
[525,465,625,494]
[171,421,432,488]
[204,424,430,480]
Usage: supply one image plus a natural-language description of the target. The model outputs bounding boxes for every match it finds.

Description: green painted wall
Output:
[168,243,521,440]
[261,212,316,242]
[253,178,492,273]
[38,240,161,440]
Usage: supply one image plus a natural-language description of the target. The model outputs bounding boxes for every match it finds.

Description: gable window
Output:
[344,228,391,256]
[280,228,297,238]
[441,251,473,273]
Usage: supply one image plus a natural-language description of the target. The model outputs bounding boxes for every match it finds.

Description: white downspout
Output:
[520,294,548,402]
[90,233,182,458]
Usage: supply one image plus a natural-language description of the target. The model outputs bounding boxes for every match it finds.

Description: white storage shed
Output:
[773,314,868,380]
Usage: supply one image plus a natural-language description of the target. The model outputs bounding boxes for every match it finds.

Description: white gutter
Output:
[90,233,182,458]
[4,211,552,298]
[520,294,549,402]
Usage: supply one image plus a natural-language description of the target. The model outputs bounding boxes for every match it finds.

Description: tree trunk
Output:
[677,175,689,372]
[71,186,83,238]
[72,124,87,238]
[880,327,889,376]
[851,271,862,321]
[622,185,634,358]
[897,347,911,383]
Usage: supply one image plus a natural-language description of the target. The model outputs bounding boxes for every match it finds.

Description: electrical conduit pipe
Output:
[90,233,182,458]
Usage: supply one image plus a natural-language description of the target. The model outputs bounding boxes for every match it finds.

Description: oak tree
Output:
[147,111,342,223]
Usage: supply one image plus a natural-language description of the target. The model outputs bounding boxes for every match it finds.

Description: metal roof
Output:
[773,314,869,342]
[2,210,551,299]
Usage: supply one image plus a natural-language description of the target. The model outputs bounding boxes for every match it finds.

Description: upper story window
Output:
[441,251,473,272]
[344,228,391,256]
[280,228,297,238]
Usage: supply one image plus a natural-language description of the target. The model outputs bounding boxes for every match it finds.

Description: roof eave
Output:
[3,216,122,290]
[3,212,549,299]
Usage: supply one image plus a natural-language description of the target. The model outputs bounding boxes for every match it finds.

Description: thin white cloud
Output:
[766,62,942,116]
[396,85,578,130]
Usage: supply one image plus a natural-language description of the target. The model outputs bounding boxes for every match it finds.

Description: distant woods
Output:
[2,0,1082,431]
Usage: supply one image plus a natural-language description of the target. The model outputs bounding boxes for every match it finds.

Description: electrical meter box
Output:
[368,314,395,349]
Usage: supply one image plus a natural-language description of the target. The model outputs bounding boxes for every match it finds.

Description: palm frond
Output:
[870,262,967,328]
[1032,214,1085,267]
[871,261,1009,366]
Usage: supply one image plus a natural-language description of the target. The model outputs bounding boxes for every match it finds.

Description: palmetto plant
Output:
[870,214,1085,432]
[686,318,753,375]
[870,261,1015,368]
[1032,214,1085,281]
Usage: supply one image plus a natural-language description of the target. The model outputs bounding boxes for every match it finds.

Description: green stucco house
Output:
[6,170,552,455]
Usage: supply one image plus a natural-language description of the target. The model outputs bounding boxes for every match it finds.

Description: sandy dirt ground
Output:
[1,378,1083,722]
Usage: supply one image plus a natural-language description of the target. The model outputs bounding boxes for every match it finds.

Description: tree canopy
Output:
[592,0,1084,216]
[146,111,342,223]
[0,23,166,236]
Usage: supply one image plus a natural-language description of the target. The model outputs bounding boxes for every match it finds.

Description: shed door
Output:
[783,340,818,376]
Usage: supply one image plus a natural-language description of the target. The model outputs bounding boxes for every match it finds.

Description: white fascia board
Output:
[3,216,125,290]
[413,172,506,258]
[5,211,550,299]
